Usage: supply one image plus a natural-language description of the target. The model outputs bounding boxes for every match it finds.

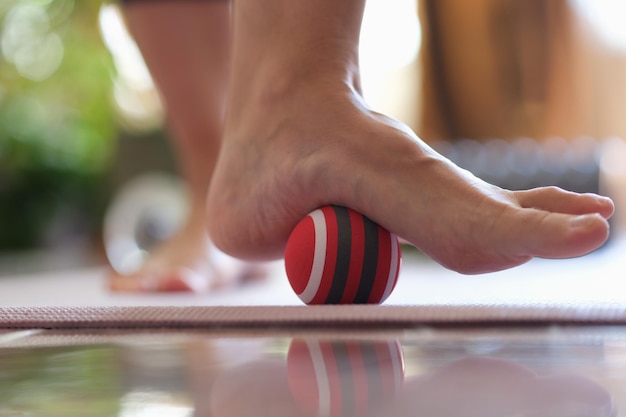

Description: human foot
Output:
[207,0,613,274]
[112,1,243,292]
[109,209,266,292]
[208,78,613,274]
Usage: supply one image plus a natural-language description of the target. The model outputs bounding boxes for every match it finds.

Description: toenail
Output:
[570,214,596,229]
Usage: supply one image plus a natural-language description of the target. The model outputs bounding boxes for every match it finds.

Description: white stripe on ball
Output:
[299,209,327,304]
[381,234,399,302]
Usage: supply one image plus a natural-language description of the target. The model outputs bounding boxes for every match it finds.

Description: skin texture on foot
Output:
[207,0,614,274]
[207,85,613,274]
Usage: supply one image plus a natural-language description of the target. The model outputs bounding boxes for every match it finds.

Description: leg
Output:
[110,0,262,291]
[207,0,614,273]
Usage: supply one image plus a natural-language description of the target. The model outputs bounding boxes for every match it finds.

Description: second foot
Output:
[109,221,267,293]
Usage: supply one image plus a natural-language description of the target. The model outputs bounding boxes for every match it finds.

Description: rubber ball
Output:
[285,205,401,305]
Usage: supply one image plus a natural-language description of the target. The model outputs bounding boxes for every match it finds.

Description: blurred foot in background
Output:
[109,1,266,292]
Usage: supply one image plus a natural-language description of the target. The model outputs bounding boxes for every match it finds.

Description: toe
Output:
[508,210,610,260]
[515,187,615,219]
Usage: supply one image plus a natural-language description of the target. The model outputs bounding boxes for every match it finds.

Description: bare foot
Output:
[207,0,613,274]
[208,78,613,275]
[209,86,613,273]
[109,208,266,292]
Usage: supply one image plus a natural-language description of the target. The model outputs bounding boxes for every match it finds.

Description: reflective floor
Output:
[1,325,624,416]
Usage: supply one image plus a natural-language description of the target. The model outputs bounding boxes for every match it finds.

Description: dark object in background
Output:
[432,136,601,194]
[0,166,99,251]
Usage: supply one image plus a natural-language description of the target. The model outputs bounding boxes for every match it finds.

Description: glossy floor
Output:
[0,325,623,416]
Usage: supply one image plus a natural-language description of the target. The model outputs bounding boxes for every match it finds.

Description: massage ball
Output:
[287,339,405,417]
[285,205,401,305]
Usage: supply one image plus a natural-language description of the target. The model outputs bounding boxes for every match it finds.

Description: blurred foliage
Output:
[0,0,116,250]
[0,345,121,416]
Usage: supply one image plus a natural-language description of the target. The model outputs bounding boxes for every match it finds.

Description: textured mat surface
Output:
[2,304,626,329]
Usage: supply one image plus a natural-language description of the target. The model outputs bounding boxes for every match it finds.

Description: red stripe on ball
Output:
[285,215,316,295]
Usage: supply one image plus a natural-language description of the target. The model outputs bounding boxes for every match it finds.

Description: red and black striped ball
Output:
[287,339,405,417]
[285,205,402,305]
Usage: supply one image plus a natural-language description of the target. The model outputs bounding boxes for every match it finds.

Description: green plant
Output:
[0,0,117,250]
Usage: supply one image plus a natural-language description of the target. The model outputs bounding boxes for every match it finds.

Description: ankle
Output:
[229,62,359,118]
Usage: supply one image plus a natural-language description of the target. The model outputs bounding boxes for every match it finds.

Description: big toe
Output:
[507,210,610,260]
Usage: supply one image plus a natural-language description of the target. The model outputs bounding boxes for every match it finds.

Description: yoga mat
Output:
[2,303,626,330]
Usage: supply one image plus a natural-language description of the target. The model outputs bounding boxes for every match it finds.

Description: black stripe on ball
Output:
[327,206,352,304]
[354,214,379,303]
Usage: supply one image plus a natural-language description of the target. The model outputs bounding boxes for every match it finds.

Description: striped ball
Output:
[285,205,402,305]
[287,339,405,417]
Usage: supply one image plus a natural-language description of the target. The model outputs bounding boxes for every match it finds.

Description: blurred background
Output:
[1,0,626,276]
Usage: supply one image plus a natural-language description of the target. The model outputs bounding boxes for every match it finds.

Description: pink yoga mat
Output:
[2,304,626,329]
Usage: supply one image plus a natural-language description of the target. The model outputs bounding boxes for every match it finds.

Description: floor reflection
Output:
[0,327,622,417]
[0,346,120,416]
[287,339,404,417]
